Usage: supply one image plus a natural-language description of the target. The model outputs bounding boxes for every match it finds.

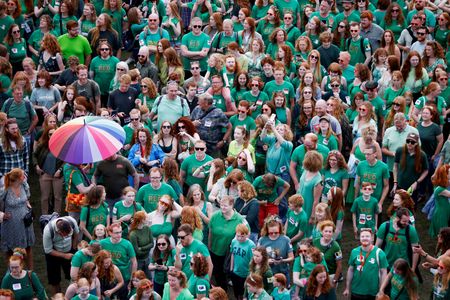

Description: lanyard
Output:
[359,245,374,273]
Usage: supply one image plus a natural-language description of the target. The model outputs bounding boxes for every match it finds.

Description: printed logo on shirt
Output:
[198,285,206,292]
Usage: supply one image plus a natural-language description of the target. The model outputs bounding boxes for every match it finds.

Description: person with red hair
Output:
[429,164,450,238]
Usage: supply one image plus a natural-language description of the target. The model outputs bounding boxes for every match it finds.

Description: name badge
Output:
[12,283,21,290]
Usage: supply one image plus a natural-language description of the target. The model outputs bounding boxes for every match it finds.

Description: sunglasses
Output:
[267,12,273,15]
[138,54,146,58]
[284,17,292,20]
[149,19,158,22]
[162,125,171,129]
[331,84,340,88]
[439,77,448,81]
[178,235,187,240]
[141,85,148,88]
[359,108,367,112]
[268,231,280,235]
[238,110,247,113]
[157,242,167,246]
[310,55,318,59]
[303,91,312,94]
[251,84,259,87]
[130,118,139,121]
[195,147,206,151]
[100,48,109,51]
[262,108,270,112]
[117,68,125,71]
[178,125,185,129]
[192,25,202,28]
[393,102,400,106]
[191,66,200,70]
[12,30,20,34]
[366,88,376,91]
[338,24,345,28]
[417,32,426,36]
[159,200,171,207]
[350,29,359,32]
[392,9,399,12]
[238,156,246,161]
[406,139,417,145]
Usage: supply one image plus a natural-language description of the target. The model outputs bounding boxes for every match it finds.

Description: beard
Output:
[5,130,20,142]
[397,220,407,229]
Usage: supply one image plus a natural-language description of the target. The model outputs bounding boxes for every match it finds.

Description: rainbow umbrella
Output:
[49,116,126,164]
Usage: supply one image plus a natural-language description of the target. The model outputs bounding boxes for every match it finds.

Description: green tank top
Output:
[150,214,173,238]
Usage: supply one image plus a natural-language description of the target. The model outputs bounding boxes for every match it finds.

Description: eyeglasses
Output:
[138,54,146,58]
[268,231,280,235]
[359,108,367,112]
[303,91,312,94]
[438,18,446,21]
[391,9,400,12]
[406,139,417,145]
[331,84,339,88]
[417,32,426,36]
[141,85,148,88]
[178,234,188,240]
[12,30,20,34]
[191,66,200,70]
[162,125,171,129]
[178,125,185,129]
[350,29,359,32]
[267,12,273,15]
[150,176,161,180]
[310,55,318,59]
[238,156,247,161]
[251,84,259,87]
[338,24,345,28]
[192,25,202,28]
[130,118,139,121]
[112,231,122,235]
[284,17,292,20]
[439,77,448,81]
[195,147,206,151]
[303,106,312,109]
[262,108,270,112]
[117,68,125,71]
[238,110,247,113]
[157,242,167,246]
[100,48,109,51]
[149,19,158,22]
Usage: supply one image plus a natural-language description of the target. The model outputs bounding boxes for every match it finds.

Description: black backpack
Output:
[3,98,33,121]
[346,37,372,60]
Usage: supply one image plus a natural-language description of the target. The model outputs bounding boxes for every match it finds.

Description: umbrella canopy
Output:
[49,116,125,164]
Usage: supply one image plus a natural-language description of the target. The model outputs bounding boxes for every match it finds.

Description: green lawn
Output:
[0,174,436,299]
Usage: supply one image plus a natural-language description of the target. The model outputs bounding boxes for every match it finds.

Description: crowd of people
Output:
[0,0,450,298]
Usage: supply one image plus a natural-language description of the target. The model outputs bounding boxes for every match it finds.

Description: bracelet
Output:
[423,252,428,258]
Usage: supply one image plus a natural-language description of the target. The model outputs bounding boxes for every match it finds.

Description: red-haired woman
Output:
[30,69,61,116]
[256,5,280,46]
[94,249,124,299]
[387,189,416,226]
[128,128,166,186]
[37,33,65,80]
[429,165,450,238]
[4,23,27,73]
[239,17,262,53]
[401,50,429,100]
[304,265,336,300]
[173,117,200,162]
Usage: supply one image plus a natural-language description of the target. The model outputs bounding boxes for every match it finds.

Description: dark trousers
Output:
[210,252,227,291]
[351,294,376,300]
[230,272,246,298]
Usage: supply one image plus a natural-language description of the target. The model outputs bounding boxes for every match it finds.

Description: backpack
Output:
[39,212,60,234]
[3,98,33,121]
[346,37,372,61]
[45,216,77,239]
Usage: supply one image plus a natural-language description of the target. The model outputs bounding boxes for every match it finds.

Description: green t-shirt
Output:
[312,238,342,275]
[89,56,120,95]
[347,37,371,66]
[285,208,308,240]
[348,246,388,296]
[101,7,126,39]
[150,248,176,284]
[181,32,210,71]
[209,210,246,256]
[356,160,390,200]
[180,154,213,190]
[80,19,96,36]
[389,266,417,300]
[275,0,300,24]
[0,272,47,300]
[187,1,218,23]
[256,21,276,46]
[187,275,210,298]
[6,39,27,63]
[71,295,98,300]
[316,133,338,151]
[291,145,330,178]
[351,196,380,231]
[71,249,93,268]
[99,238,136,281]
[376,221,419,267]
[415,96,447,125]
[80,203,110,236]
[0,15,14,42]
[231,237,255,278]
[241,91,269,118]
[263,80,295,104]
[180,239,210,279]
[252,175,285,203]
[322,168,349,198]
[229,115,256,132]
[58,34,92,65]
[1,99,37,135]
[136,183,178,213]
[112,201,144,237]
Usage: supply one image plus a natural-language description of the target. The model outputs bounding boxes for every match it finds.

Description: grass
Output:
[0,173,435,299]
